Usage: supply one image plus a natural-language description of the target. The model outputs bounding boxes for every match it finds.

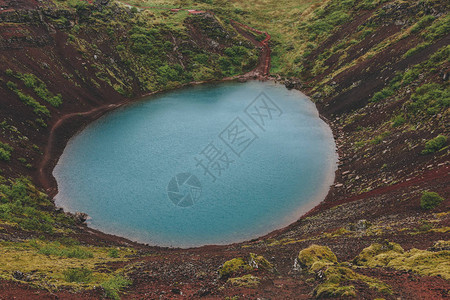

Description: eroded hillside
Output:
[0,0,448,299]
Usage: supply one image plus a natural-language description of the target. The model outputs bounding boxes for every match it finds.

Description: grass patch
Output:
[63,267,93,283]
[6,81,50,116]
[0,239,135,290]
[101,274,132,300]
[421,135,447,155]
[38,242,94,259]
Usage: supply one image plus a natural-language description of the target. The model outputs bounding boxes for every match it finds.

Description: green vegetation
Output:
[6,81,50,116]
[38,242,94,259]
[300,0,355,42]
[409,84,449,115]
[227,274,260,288]
[421,135,447,154]
[353,241,450,280]
[101,274,132,300]
[248,253,275,272]
[391,114,406,127]
[370,86,395,102]
[314,265,392,298]
[0,239,135,290]
[420,191,444,210]
[411,15,436,33]
[108,248,120,258]
[5,70,62,107]
[0,142,13,161]
[297,245,391,298]
[219,258,252,278]
[0,177,72,232]
[298,244,337,272]
[422,14,450,42]
[15,72,63,107]
[64,267,93,283]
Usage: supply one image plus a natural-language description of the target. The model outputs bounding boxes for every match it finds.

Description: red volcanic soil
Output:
[0,0,449,299]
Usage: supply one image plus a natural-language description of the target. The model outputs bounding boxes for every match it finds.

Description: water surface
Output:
[54,81,337,247]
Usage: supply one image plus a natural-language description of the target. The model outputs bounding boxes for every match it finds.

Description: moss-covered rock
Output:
[219,258,252,278]
[353,241,404,267]
[298,245,337,272]
[354,241,450,280]
[429,240,450,251]
[227,274,260,288]
[248,253,274,272]
[296,245,391,298]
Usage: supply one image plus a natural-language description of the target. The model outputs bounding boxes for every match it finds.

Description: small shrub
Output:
[420,191,444,210]
[370,87,394,102]
[392,114,406,127]
[63,267,93,283]
[421,135,447,154]
[0,142,13,161]
[6,81,17,90]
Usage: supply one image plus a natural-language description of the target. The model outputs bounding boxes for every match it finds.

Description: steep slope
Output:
[0,0,448,299]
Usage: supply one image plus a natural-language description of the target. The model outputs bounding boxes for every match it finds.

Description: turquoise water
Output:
[54,81,337,248]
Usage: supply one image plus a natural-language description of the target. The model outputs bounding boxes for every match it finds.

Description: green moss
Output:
[353,241,404,266]
[354,241,450,280]
[314,282,356,298]
[298,245,338,272]
[219,258,252,278]
[227,274,260,288]
[314,265,392,297]
[248,253,274,272]
[0,239,135,290]
[429,240,450,251]
[324,227,351,238]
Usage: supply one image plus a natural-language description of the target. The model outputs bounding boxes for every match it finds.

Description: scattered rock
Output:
[12,271,24,280]
[74,212,89,224]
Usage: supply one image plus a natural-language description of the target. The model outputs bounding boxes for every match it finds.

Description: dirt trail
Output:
[230,20,271,77]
